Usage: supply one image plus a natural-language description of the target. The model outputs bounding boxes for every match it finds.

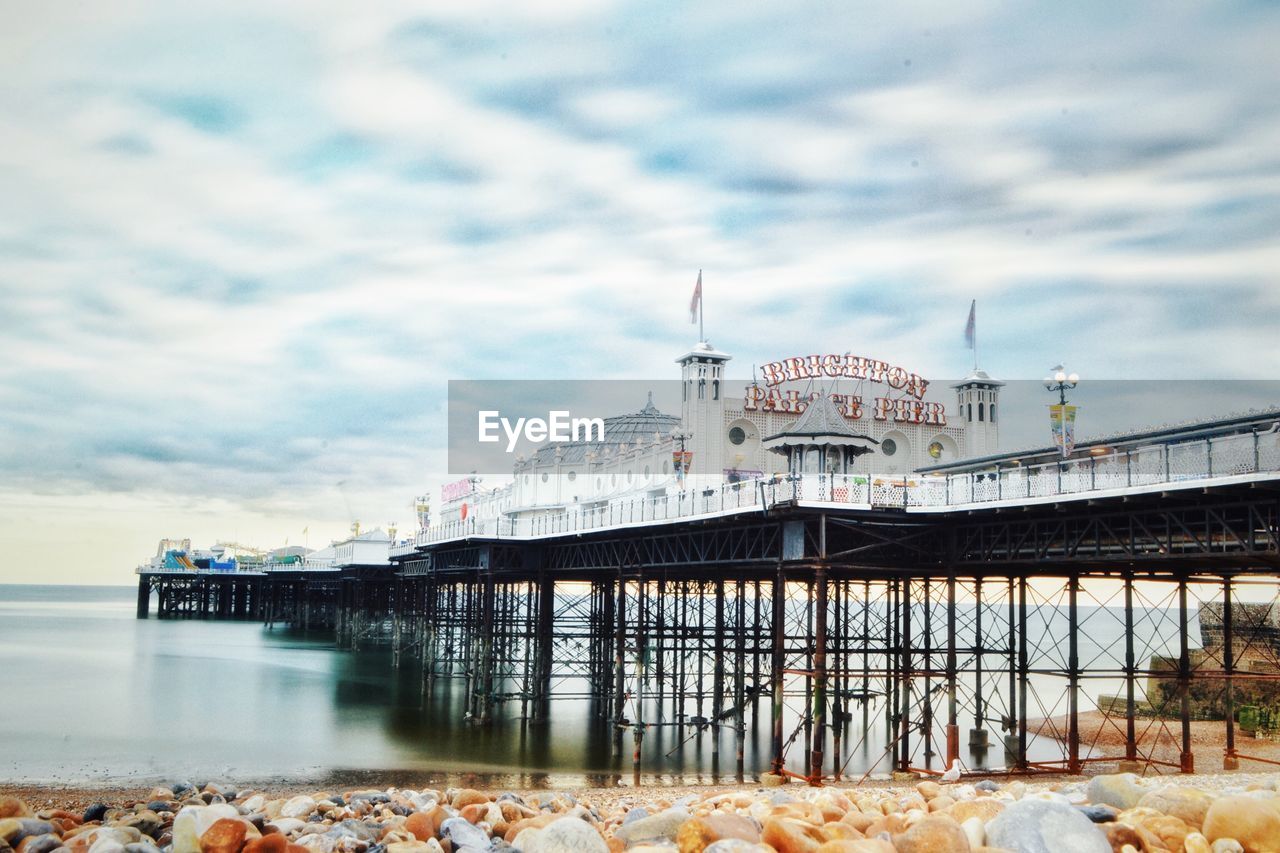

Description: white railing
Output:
[404,429,1280,548]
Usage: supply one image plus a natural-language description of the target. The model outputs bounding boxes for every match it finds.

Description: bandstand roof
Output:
[762,393,878,453]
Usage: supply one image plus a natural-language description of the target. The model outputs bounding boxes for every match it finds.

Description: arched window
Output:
[968,402,973,422]
[978,402,985,422]
[990,404,997,423]
[698,378,705,399]
[712,379,719,400]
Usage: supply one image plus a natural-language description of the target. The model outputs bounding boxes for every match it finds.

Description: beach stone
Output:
[702,842,766,853]
[1123,810,1195,851]
[6,823,54,847]
[174,806,242,853]
[945,801,1004,824]
[439,818,489,852]
[0,803,32,822]
[761,818,826,853]
[615,811,689,845]
[985,800,1109,853]
[1184,834,1212,853]
[814,842,894,853]
[451,792,489,811]
[402,814,434,842]
[1085,776,1148,812]
[119,812,163,839]
[87,838,125,853]
[385,844,434,853]
[244,836,287,853]
[293,837,334,853]
[916,783,942,801]
[973,782,999,794]
[83,805,109,825]
[1075,805,1117,824]
[280,801,317,821]
[16,835,62,853]
[891,816,970,853]
[1136,787,1215,830]
[201,819,248,853]
[676,814,761,853]
[1212,840,1245,853]
[959,818,983,850]
[525,818,606,853]
[622,810,649,827]
[1202,795,1280,853]
[267,820,306,837]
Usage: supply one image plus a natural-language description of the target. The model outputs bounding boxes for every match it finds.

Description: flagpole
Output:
[699,269,704,343]
[972,301,979,371]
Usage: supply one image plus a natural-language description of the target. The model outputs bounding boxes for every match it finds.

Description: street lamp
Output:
[670,429,692,491]
[1044,364,1080,405]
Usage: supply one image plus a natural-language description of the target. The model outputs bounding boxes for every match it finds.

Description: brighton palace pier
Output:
[137,338,1280,782]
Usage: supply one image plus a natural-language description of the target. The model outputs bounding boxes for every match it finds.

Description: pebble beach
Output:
[5,770,1280,853]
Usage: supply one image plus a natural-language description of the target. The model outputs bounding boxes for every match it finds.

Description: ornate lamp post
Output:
[1044,364,1079,405]
[670,430,692,492]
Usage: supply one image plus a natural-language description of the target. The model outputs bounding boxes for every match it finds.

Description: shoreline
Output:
[7,765,1280,814]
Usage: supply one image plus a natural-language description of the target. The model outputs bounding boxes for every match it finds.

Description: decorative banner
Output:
[1050,404,1078,457]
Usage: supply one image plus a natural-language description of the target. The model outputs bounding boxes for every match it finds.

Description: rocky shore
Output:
[3,772,1280,853]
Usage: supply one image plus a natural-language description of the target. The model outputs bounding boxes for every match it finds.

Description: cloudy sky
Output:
[2,1,1279,584]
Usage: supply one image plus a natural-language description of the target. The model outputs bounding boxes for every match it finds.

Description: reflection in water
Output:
[0,585,1189,786]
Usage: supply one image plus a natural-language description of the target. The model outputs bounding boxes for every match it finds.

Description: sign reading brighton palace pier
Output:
[745,354,947,426]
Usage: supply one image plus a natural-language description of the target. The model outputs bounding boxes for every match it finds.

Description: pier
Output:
[137,418,1280,782]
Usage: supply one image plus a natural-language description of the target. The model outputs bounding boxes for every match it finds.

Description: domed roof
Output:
[525,394,680,466]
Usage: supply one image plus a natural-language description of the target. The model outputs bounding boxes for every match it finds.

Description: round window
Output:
[928,441,944,460]
[567,471,577,482]
[541,472,549,482]
[882,438,898,457]
[728,426,747,445]
[644,465,650,478]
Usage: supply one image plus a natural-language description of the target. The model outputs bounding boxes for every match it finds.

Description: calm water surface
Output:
[0,584,1188,787]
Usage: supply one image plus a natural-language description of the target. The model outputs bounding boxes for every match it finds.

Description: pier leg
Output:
[946,573,959,768]
[971,577,988,754]
[534,572,554,720]
[771,566,786,775]
[922,578,933,767]
[136,577,150,619]
[1122,573,1139,770]
[1178,576,1194,773]
[735,578,747,782]
[713,578,725,763]
[810,563,828,783]
[1223,576,1238,770]
[1017,576,1029,770]
[1068,574,1081,774]
[898,579,912,774]
[614,574,627,724]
